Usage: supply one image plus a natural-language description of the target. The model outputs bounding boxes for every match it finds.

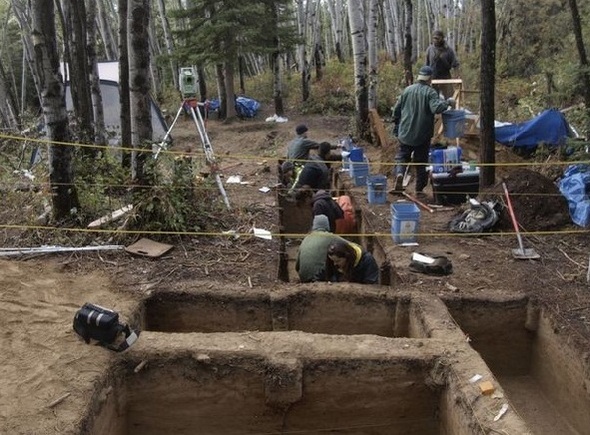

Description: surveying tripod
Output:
[154,99,231,210]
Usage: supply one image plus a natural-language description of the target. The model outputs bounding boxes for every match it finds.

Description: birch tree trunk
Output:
[479,0,496,187]
[97,0,118,59]
[367,0,378,110]
[348,0,370,140]
[155,0,178,89]
[86,0,107,147]
[325,0,345,62]
[31,0,80,220]
[0,60,19,130]
[12,0,42,111]
[383,0,397,62]
[296,0,311,102]
[128,0,152,183]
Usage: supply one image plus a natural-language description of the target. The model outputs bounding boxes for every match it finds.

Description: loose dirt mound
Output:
[485,168,571,231]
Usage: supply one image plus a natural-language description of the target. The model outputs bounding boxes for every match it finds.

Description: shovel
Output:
[502,182,540,260]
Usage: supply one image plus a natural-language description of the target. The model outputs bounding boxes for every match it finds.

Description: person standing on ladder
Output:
[425,30,460,99]
[390,66,454,198]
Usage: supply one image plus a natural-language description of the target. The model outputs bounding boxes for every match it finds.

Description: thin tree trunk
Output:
[61,0,94,147]
[567,0,590,136]
[119,0,131,167]
[31,0,79,220]
[479,0,496,187]
[224,60,237,120]
[128,0,152,183]
[87,0,107,148]
[403,0,413,86]
[367,0,378,110]
[348,0,370,141]
[97,0,118,59]
[155,0,178,89]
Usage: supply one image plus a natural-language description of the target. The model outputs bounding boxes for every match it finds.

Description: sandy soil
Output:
[1,106,590,434]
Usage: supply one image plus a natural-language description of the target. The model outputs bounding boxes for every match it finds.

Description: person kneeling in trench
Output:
[296,214,347,283]
[321,240,379,284]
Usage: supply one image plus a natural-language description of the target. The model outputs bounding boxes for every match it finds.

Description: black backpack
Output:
[73,303,139,352]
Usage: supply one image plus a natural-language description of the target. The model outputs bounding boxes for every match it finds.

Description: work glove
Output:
[446,98,456,108]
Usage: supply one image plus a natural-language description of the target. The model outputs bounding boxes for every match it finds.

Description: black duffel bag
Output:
[73,303,139,352]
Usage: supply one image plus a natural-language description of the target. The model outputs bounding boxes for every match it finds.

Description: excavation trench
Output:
[445,297,590,435]
[78,176,590,435]
[81,333,515,435]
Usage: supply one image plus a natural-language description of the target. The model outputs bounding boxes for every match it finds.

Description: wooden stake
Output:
[402,192,434,213]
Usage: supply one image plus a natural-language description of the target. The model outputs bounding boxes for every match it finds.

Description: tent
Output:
[495,108,572,149]
[62,62,169,145]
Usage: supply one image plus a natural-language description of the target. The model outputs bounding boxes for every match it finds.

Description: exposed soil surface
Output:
[1,106,590,434]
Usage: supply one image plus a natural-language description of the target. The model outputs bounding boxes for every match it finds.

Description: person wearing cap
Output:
[286,124,320,163]
[391,65,453,196]
[425,30,460,98]
[296,214,348,283]
[282,141,333,199]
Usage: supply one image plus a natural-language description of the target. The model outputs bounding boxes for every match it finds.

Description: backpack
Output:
[73,303,139,352]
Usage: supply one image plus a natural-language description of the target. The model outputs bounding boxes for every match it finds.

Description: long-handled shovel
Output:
[502,182,540,260]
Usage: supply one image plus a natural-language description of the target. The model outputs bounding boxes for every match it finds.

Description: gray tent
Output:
[63,62,169,145]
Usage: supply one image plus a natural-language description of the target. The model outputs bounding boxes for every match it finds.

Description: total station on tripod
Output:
[179,67,198,100]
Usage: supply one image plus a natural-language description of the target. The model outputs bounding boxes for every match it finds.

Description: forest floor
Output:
[1,104,590,434]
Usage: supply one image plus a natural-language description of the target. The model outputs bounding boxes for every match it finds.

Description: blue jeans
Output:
[394,141,430,192]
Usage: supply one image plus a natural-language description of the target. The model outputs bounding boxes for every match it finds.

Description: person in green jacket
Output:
[391,65,453,196]
[296,214,346,283]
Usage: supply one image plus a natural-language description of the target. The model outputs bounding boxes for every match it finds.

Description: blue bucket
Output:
[349,147,364,162]
[442,110,466,139]
[367,175,387,204]
[391,202,420,244]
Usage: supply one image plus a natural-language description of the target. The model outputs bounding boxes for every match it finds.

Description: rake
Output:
[502,182,540,260]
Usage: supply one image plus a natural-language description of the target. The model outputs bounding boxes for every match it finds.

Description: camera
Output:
[179,67,198,99]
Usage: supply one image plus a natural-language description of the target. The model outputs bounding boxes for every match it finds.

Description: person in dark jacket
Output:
[323,240,379,284]
[296,214,347,283]
[311,190,344,233]
[425,30,460,98]
[391,65,453,196]
[286,124,319,164]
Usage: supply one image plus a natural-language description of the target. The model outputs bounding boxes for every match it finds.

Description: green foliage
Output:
[129,155,222,234]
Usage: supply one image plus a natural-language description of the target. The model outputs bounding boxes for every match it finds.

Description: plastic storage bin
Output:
[430,147,462,173]
[391,202,420,244]
[350,161,369,186]
[367,175,387,204]
[431,169,480,205]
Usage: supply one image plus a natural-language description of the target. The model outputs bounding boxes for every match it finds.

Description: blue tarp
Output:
[495,108,570,149]
[206,96,261,118]
[558,164,590,227]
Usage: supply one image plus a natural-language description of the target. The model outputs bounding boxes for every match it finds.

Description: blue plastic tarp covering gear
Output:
[558,164,590,227]
[495,108,571,149]
[206,96,260,118]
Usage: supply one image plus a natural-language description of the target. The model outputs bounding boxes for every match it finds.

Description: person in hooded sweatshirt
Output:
[296,214,347,283]
[311,190,344,233]
[323,239,379,284]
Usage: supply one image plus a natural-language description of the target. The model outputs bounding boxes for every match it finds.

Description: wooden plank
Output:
[368,109,391,148]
